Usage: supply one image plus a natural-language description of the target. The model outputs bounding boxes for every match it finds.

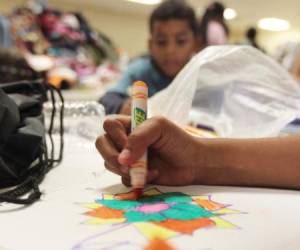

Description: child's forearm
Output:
[99,92,129,114]
[195,136,300,189]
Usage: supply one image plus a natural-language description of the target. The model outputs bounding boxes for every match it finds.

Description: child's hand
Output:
[96,116,300,190]
[96,116,204,186]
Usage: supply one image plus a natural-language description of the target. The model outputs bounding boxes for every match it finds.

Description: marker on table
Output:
[130,81,148,199]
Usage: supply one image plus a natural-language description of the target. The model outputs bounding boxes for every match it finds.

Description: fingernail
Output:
[118,149,131,164]
[120,165,129,174]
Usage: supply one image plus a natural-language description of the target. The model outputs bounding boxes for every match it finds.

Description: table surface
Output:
[1,132,300,250]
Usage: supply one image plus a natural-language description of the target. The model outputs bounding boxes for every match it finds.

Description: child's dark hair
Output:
[149,0,197,35]
[206,2,225,18]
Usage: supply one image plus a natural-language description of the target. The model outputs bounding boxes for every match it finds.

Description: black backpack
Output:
[0,80,64,205]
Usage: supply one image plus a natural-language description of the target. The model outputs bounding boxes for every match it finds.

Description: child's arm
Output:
[194,136,300,189]
[99,69,134,114]
[96,116,300,190]
[100,92,129,114]
[99,59,144,114]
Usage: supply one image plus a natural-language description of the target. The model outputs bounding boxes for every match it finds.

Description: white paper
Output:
[1,134,300,250]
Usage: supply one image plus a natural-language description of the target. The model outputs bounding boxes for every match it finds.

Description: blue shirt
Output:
[109,55,172,96]
[100,55,173,114]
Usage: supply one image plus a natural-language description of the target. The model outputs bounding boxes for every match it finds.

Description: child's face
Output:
[149,19,196,78]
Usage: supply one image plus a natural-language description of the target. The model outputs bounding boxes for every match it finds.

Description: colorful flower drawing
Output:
[82,188,241,239]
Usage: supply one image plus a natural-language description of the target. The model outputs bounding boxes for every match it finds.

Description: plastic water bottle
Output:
[43,101,105,140]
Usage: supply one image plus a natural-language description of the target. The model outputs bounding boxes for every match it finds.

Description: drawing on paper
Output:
[81,188,242,239]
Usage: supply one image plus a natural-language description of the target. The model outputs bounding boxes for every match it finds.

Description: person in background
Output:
[99,0,198,115]
[96,116,300,190]
[197,1,229,50]
[244,27,264,51]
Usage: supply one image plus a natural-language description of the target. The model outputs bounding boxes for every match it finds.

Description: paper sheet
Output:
[1,135,300,250]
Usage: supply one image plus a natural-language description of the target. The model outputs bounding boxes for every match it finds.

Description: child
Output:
[99,0,198,114]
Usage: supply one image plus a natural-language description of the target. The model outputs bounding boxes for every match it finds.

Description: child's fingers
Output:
[104,161,130,177]
[95,134,121,168]
[121,176,131,187]
[103,118,128,151]
[120,116,168,165]
[147,169,159,184]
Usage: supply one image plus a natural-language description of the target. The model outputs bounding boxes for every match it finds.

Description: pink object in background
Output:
[206,21,227,45]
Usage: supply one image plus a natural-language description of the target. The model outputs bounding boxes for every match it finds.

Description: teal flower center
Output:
[96,192,214,223]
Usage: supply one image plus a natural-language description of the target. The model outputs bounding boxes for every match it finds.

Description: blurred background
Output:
[2,0,299,56]
[1,0,300,92]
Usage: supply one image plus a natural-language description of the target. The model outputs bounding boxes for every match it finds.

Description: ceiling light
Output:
[126,0,162,5]
[224,8,237,20]
[258,18,290,31]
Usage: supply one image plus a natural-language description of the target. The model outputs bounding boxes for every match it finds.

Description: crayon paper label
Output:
[134,107,146,126]
[130,167,147,187]
[131,160,146,169]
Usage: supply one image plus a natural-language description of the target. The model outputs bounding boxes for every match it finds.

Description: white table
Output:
[0,134,300,250]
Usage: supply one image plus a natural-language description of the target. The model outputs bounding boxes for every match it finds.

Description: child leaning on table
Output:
[99,0,198,115]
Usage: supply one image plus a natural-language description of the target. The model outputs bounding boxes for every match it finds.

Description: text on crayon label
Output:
[134,107,146,126]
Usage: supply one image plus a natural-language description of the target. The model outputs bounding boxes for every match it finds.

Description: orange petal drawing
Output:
[144,237,175,250]
[153,218,215,234]
[85,206,124,219]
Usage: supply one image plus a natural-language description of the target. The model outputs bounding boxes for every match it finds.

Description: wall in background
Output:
[49,0,149,58]
[1,0,300,58]
[0,0,27,14]
[228,27,300,56]
[258,29,300,55]
[0,0,149,58]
